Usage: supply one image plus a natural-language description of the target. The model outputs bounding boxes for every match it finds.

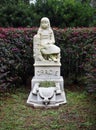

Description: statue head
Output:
[40,17,50,29]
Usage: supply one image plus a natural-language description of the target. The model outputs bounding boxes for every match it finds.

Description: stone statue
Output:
[33,17,60,63]
[27,17,67,108]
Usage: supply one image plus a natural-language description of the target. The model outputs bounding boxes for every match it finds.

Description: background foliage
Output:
[0,0,95,27]
[0,28,35,91]
[0,0,96,92]
[0,27,96,92]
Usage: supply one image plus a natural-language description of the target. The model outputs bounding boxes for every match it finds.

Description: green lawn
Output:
[0,86,96,130]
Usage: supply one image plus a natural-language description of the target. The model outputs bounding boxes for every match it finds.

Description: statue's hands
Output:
[48,42,51,44]
[48,40,53,44]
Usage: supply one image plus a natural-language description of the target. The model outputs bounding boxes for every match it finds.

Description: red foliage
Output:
[0,27,96,90]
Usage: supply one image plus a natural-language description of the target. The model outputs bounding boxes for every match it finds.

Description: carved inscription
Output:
[36,69,58,76]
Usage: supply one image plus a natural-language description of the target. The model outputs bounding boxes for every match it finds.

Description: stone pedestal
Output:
[27,63,67,108]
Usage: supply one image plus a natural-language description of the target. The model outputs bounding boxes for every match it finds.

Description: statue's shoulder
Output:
[37,28,42,34]
[49,28,54,33]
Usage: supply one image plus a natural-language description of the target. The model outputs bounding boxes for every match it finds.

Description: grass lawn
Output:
[0,86,96,130]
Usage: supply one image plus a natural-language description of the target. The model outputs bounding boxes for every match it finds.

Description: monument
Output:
[27,17,67,107]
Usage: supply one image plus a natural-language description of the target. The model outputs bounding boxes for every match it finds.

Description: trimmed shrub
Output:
[0,27,96,91]
[0,28,36,91]
[54,27,96,84]
[84,53,96,93]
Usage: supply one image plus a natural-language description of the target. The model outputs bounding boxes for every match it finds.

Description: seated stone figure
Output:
[33,17,60,63]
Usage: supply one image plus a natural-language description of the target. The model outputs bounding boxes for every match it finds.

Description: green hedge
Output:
[0,27,96,91]
[0,0,95,27]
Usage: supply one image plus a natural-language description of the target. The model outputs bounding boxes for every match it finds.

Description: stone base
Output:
[31,76,64,91]
[27,76,67,108]
[27,89,66,108]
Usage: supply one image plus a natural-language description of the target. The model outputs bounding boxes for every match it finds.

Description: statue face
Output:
[41,19,49,29]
